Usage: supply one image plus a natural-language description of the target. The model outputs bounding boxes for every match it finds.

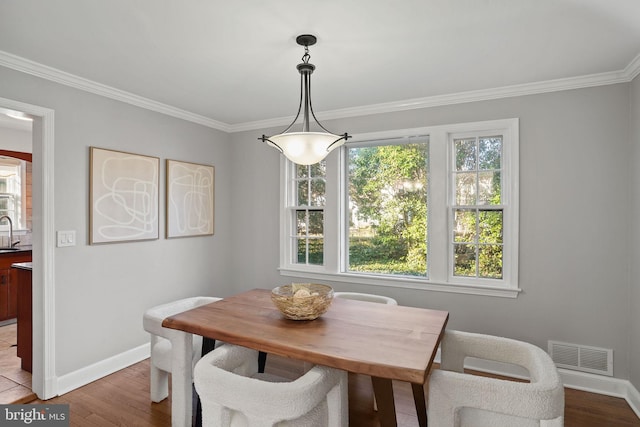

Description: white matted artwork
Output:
[90,147,160,244]
[166,159,214,238]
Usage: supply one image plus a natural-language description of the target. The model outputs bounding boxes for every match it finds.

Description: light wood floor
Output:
[0,322,35,404]
[25,353,640,427]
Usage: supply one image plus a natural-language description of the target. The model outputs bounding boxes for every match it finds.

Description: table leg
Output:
[258,351,267,373]
[201,338,216,356]
[171,331,193,427]
[371,377,398,427]
[411,383,428,427]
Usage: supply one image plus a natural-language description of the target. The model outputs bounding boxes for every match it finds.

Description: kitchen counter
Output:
[11,262,32,270]
[0,245,32,255]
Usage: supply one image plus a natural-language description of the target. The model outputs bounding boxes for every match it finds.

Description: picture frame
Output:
[89,147,160,244]
[166,159,214,238]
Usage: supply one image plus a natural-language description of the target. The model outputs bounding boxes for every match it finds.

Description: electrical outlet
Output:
[57,230,76,247]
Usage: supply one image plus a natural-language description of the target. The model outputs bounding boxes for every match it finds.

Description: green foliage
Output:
[451,137,504,279]
[348,143,428,276]
[298,238,324,265]
[345,137,503,279]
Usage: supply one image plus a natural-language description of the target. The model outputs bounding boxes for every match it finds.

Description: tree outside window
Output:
[293,162,326,266]
[280,119,519,297]
[347,140,429,276]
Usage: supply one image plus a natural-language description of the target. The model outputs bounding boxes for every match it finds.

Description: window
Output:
[280,119,519,298]
[0,157,26,229]
[451,136,503,279]
[291,162,326,266]
[347,138,429,277]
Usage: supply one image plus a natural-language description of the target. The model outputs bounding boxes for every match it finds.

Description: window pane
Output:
[308,210,323,235]
[479,244,502,278]
[296,164,309,178]
[478,171,501,205]
[297,162,326,178]
[455,172,477,205]
[297,179,325,206]
[309,162,326,178]
[478,137,502,170]
[308,238,324,265]
[454,209,476,243]
[297,181,309,206]
[454,244,476,277]
[296,210,307,235]
[309,179,325,207]
[348,140,428,277]
[455,138,476,171]
[296,238,307,263]
[295,208,324,265]
[479,210,503,243]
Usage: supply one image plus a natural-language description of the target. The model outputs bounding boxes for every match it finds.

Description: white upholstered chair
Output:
[428,330,565,427]
[334,291,397,411]
[143,296,221,403]
[333,291,398,305]
[194,344,349,427]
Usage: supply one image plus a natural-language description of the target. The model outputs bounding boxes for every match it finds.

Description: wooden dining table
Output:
[162,288,449,427]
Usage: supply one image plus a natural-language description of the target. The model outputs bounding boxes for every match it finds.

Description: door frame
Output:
[0,97,55,399]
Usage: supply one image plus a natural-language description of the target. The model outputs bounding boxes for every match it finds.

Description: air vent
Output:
[548,341,613,376]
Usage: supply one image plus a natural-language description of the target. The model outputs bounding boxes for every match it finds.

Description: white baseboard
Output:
[627,381,640,420]
[55,343,150,396]
[558,368,640,420]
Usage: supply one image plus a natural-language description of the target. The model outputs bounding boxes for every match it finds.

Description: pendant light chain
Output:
[302,45,311,64]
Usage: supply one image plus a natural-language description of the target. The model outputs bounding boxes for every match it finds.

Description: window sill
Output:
[279,268,521,299]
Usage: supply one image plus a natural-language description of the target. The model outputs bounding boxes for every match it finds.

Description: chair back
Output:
[142,296,221,403]
[194,344,348,427]
[428,330,564,427]
[333,291,397,305]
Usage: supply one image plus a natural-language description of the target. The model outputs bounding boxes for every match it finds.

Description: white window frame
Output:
[279,118,520,298]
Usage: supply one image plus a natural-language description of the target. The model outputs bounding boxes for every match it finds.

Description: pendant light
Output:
[260,35,351,165]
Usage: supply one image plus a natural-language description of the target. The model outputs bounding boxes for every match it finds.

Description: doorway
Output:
[0,97,55,400]
[0,116,33,402]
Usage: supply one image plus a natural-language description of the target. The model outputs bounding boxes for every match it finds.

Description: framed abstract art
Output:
[90,147,160,244]
[166,159,214,238]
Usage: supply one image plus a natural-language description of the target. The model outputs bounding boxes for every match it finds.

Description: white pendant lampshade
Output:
[267,132,347,166]
[260,35,350,165]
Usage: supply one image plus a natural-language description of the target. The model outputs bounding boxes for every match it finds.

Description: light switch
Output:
[57,230,76,247]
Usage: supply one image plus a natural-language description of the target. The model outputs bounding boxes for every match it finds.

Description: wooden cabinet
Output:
[0,269,10,320]
[0,250,32,322]
[14,264,32,372]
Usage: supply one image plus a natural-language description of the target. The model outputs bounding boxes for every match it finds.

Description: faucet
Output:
[0,215,17,248]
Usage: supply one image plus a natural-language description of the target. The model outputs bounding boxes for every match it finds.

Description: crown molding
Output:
[1,49,638,134]
[231,64,637,133]
[0,50,232,132]
[625,53,640,81]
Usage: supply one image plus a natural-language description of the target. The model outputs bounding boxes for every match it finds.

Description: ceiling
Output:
[1,0,639,131]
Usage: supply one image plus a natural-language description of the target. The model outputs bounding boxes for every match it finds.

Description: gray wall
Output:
[0,126,31,152]
[1,62,637,387]
[631,73,640,388]
[231,83,634,379]
[0,65,234,377]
